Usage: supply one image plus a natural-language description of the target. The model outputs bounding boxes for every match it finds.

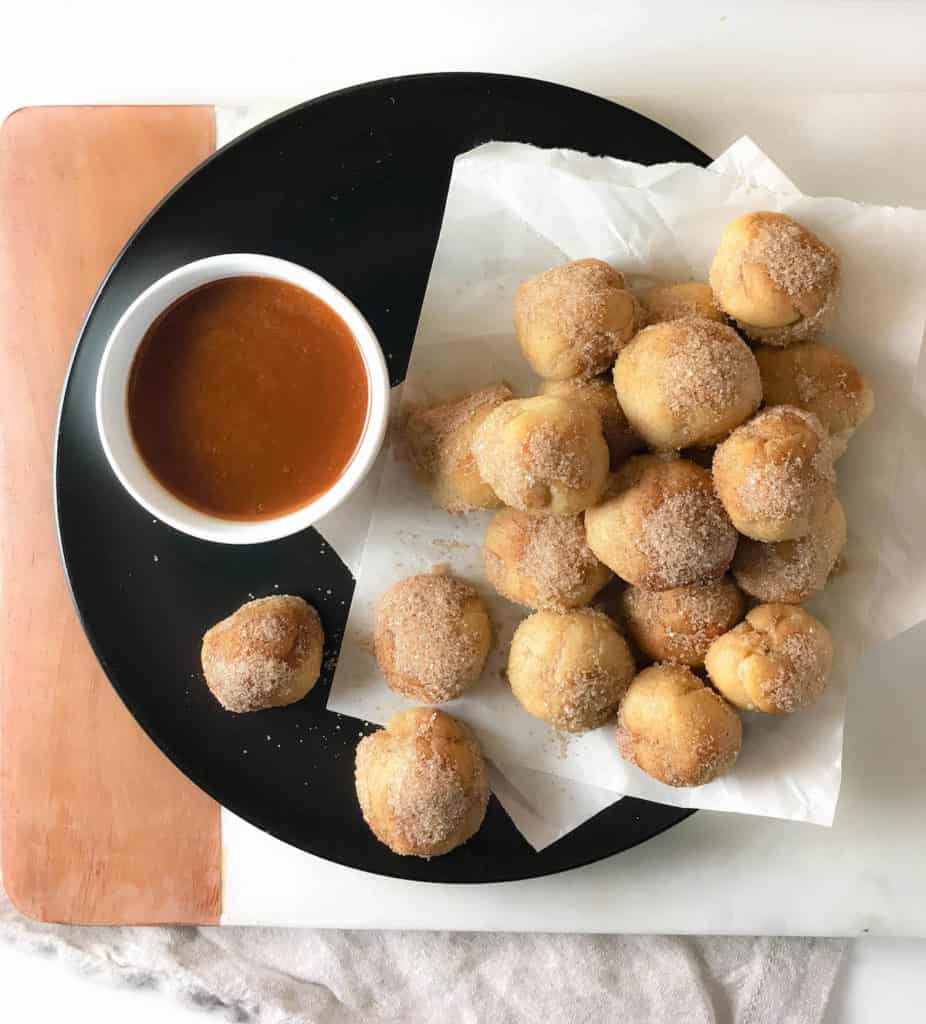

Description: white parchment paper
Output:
[327,138,926,832]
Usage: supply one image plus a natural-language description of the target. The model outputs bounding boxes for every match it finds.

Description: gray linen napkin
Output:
[1,888,846,1024]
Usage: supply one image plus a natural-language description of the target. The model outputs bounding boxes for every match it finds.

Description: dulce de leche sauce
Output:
[128,276,369,521]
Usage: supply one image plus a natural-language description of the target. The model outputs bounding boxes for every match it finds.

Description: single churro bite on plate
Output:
[616,664,742,787]
[712,405,836,542]
[584,455,737,590]
[620,576,745,669]
[540,375,643,467]
[613,318,762,449]
[473,395,609,515]
[709,211,840,346]
[354,708,489,858]
[201,595,323,713]
[755,344,874,457]
[514,258,639,379]
[483,509,612,611]
[405,382,513,512]
[705,603,833,715]
[374,572,491,703]
[637,281,724,326]
[732,497,846,604]
[507,609,635,733]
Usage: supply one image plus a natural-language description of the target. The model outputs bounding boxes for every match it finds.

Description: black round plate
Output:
[56,73,705,883]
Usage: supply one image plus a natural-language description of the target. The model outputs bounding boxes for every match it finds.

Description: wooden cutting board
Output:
[0,106,222,924]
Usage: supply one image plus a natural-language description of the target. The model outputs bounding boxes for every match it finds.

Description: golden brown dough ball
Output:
[405,383,512,512]
[616,664,742,787]
[354,708,489,858]
[201,595,323,713]
[712,406,836,542]
[540,376,643,467]
[732,498,846,604]
[374,573,491,703]
[705,603,833,714]
[709,212,840,346]
[620,576,745,669]
[584,455,737,590]
[483,509,612,611]
[637,281,725,326]
[473,395,609,515]
[507,609,635,733]
[614,318,762,449]
[514,258,640,379]
[755,344,874,457]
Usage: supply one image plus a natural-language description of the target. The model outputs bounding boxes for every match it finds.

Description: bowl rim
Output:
[95,253,390,544]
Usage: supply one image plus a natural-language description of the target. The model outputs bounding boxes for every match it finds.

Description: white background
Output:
[3,1,926,1020]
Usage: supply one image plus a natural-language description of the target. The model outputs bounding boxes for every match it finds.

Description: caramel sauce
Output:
[128,276,369,520]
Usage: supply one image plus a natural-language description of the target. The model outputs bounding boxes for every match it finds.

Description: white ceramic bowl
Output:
[96,253,390,544]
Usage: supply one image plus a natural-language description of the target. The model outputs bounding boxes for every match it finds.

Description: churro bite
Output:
[617,664,742,787]
[755,344,874,457]
[374,573,491,703]
[585,455,737,590]
[201,596,323,713]
[712,406,836,542]
[614,318,761,449]
[705,603,833,715]
[620,576,745,669]
[637,281,724,326]
[355,708,489,857]
[473,395,609,515]
[709,211,840,346]
[406,383,512,512]
[507,609,635,733]
[483,509,612,611]
[514,258,639,379]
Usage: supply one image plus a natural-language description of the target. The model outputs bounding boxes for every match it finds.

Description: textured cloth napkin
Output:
[1,887,845,1024]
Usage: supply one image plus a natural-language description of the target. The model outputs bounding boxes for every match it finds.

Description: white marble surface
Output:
[4,2,926,111]
[4,0,926,1017]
